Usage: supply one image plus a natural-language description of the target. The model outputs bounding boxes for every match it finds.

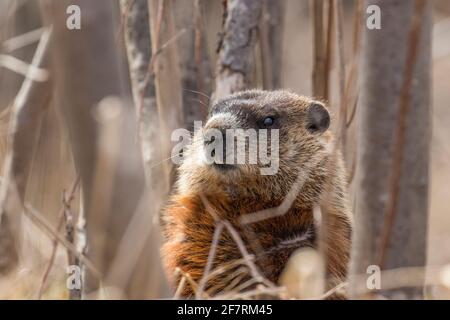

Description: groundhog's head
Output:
[177,90,334,201]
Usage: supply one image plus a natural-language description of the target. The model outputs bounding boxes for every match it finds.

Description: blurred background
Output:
[0,0,449,299]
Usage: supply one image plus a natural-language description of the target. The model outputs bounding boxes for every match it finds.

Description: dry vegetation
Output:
[0,0,450,300]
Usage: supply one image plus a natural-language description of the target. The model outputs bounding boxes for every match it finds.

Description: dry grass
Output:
[1,0,450,300]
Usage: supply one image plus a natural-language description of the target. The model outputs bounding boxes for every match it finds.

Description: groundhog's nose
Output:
[203,135,215,146]
[202,127,235,170]
[203,128,228,161]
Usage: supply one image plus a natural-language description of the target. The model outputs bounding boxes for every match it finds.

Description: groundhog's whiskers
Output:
[147,154,180,170]
[182,88,211,101]
[188,97,208,109]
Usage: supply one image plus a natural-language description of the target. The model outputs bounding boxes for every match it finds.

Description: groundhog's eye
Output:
[263,117,275,127]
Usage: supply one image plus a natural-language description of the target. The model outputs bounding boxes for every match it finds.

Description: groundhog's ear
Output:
[306,103,330,133]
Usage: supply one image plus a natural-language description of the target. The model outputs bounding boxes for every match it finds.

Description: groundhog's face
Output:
[178,90,333,198]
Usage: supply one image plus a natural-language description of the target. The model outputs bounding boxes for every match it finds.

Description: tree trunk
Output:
[213,0,263,101]
[349,0,431,299]
[42,0,147,298]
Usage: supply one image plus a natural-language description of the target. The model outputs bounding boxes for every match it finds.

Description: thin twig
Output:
[208,267,250,295]
[1,27,45,53]
[37,176,80,299]
[347,141,358,184]
[0,54,49,81]
[346,92,358,128]
[222,220,269,286]
[36,213,65,299]
[117,0,135,44]
[0,27,53,275]
[213,285,286,300]
[174,275,187,299]
[24,203,101,279]
[173,267,210,299]
[350,264,450,298]
[196,222,224,299]
[200,194,273,288]
[139,25,186,117]
[344,0,363,128]
[220,276,256,297]
[137,0,165,120]
[204,257,251,283]
[312,282,348,300]
[239,152,326,225]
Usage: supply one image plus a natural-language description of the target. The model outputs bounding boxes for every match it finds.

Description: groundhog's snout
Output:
[202,127,235,170]
[202,114,237,170]
[203,128,225,155]
[200,110,280,175]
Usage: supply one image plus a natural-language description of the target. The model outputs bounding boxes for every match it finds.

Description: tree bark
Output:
[213,0,263,101]
[349,0,432,299]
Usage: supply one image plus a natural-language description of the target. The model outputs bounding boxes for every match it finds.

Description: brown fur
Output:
[161,90,352,298]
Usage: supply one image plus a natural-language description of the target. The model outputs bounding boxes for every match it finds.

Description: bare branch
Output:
[1,27,44,53]
[37,176,80,299]
[24,203,101,279]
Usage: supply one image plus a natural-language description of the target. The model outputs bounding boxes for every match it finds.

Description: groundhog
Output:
[161,90,352,299]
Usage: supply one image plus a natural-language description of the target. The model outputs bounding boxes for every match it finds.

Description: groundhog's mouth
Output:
[212,163,236,172]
